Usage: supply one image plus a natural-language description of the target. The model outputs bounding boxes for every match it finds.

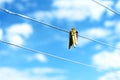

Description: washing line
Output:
[0,1,119,69]
[0,8,68,33]
[0,39,97,69]
[0,7,120,49]
[92,0,120,16]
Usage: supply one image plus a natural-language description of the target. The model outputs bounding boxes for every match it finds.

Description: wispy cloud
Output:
[84,28,111,38]
[5,23,33,46]
[92,42,120,70]
[99,71,120,80]
[115,0,120,11]
[52,0,112,21]
[104,20,120,38]
[0,67,66,80]
[104,20,117,27]
[32,0,113,21]
[78,28,111,47]
[27,54,48,63]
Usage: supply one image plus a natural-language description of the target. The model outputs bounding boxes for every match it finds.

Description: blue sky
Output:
[0,0,120,80]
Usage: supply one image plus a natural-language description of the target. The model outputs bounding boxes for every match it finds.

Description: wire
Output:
[90,0,120,49]
[0,8,120,50]
[0,3,119,69]
[79,35,120,49]
[0,39,97,69]
[0,8,69,33]
[92,0,120,16]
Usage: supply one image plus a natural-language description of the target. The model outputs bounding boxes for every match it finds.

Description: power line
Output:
[92,0,120,16]
[0,39,97,69]
[0,8,120,49]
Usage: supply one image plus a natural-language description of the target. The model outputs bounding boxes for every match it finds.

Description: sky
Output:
[0,0,120,80]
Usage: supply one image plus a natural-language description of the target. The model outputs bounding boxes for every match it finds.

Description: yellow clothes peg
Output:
[68,28,78,49]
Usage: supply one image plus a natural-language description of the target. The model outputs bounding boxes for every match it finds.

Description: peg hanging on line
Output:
[68,28,78,49]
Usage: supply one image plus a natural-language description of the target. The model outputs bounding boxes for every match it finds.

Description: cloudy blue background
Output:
[0,0,120,80]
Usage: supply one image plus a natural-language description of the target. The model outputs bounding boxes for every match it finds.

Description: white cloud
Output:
[5,23,33,46]
[115,0,120,11]
[53,0,109,21]
[107,10,115,17]
[33,0,113,21]
[92,43,120,70]
[35,54,47,62]
[104,20,117,27]
[6,23,33,38]
[85,28,110,38]
[104,20,120,37]
[15,0,37,11]
[98,71,120,80]
[0,67,66,80]
[33,11,53,22]
[78,37,90,47]
[0,28,3,40]
[31,67,65,74]
[27,54,48,63]
[7,35,24,46]
[78,28,110,47]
